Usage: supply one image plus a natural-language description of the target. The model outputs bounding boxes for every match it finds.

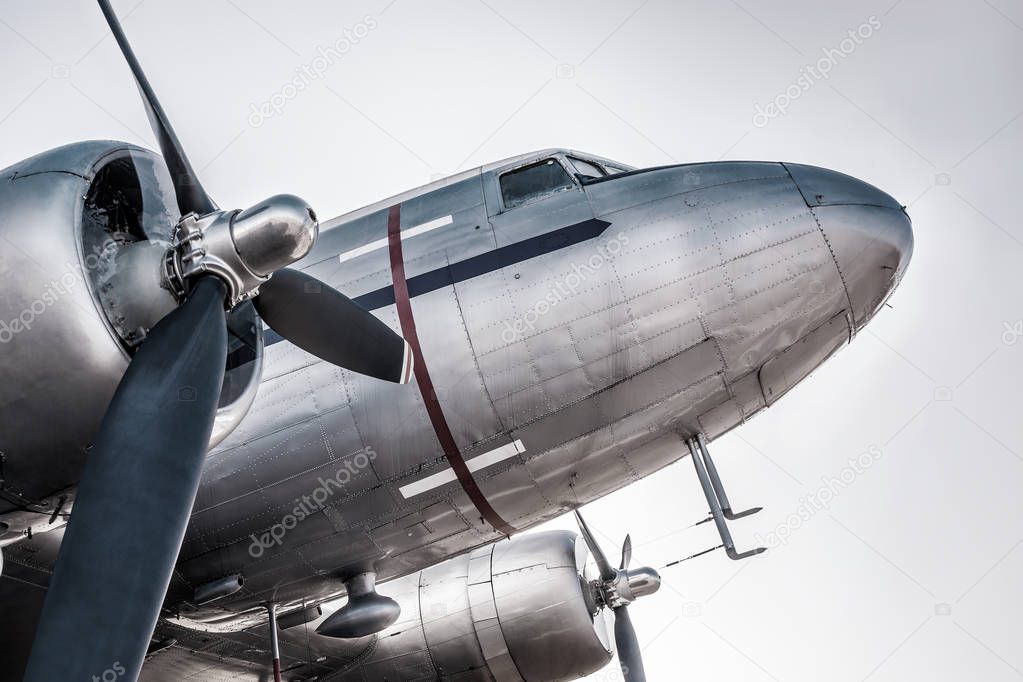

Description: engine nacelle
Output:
[0,142,262,512]
[282,531,614,681]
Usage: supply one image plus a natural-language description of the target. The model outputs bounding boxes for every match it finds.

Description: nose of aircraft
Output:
[784,163,914,328]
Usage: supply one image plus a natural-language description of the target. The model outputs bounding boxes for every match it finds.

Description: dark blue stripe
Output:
[265,217,612,347]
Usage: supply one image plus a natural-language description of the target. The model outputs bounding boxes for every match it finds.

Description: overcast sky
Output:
[1,0,1021,679]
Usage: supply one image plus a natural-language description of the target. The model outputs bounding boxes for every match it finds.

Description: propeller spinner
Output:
[23,3,412,680]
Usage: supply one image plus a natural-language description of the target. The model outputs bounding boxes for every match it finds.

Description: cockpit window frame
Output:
[497,157,580,212]
[566,156,607,181]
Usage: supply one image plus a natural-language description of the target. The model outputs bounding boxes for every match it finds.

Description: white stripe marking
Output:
[399,440,526,499]
[400,341,414,384]
[338,214,454,264]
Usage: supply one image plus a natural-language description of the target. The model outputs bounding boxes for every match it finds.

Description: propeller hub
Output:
[611,567,662,605]
[231,194,318,277]
[163,195,319,306]
[590,566,662,609]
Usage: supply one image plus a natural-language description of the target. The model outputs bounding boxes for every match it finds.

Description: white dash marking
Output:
[338,214,454,264]
[399,440,526,499]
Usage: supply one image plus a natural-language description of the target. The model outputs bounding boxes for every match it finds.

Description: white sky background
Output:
[1,0,1022,679]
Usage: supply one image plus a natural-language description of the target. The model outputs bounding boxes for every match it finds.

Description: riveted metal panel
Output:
[698,398,745,440]
[420,554,491,679]
[584,161,790,216]
[760,311,850,406]
[468,545,494,585]
[370,501,469,553]
[491,533,611,681]
[467,546,523,682]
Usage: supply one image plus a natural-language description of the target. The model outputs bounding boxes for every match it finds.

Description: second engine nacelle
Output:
[283,530,614,681]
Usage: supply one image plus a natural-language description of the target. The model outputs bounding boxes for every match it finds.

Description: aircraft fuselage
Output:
[170,148,912,625]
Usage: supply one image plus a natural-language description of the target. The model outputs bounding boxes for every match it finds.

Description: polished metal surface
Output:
[0,146,912,681]
[0,142,140,513]
[231,195,319,277]
[164,194,318,307]
[615,567,662,603]
[163,151,907,618]
[142,530,613,681]
[0,142,272,518]
[315,571,401,638]
[783,162,913,329]
[193,574,244,605]
[97,240,178,347]
[276,603,321,630]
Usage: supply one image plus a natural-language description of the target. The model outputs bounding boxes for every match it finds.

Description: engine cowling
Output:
[0,142,262,513]
[281,530,615,681]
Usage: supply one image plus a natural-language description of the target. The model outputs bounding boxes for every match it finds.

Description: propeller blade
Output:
[620,534,633,571]
[254,268,414,384]
[573,509,617,582]
[613,605,647,682]
[23,277,229,682]
[96,0,216,217]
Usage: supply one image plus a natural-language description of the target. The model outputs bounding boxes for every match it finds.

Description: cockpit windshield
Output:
[500,159,575,209]
[567,155,630,180]
[567,156,605,180]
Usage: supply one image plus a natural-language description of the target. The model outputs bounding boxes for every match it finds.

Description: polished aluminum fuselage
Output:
[167,149,911,624]
[0,143,910,645]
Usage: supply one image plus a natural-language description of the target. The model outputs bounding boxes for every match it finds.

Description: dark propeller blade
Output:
[96,0,216,217]
[573,509,616,581]
[254,268,414,383]
[613,605,647,682]
[23,277,229,682]
[620,534,633,571]
[574,511,650,680]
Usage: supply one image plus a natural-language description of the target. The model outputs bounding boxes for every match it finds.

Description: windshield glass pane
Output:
[567,157,606,179]
[500,159,575,209]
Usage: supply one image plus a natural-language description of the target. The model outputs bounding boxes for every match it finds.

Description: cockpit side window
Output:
[603,164,629,175]
[500,158,575,210]
[567,156,606,180]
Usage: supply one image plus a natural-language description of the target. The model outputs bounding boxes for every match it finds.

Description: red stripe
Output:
[387,204,516,537]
